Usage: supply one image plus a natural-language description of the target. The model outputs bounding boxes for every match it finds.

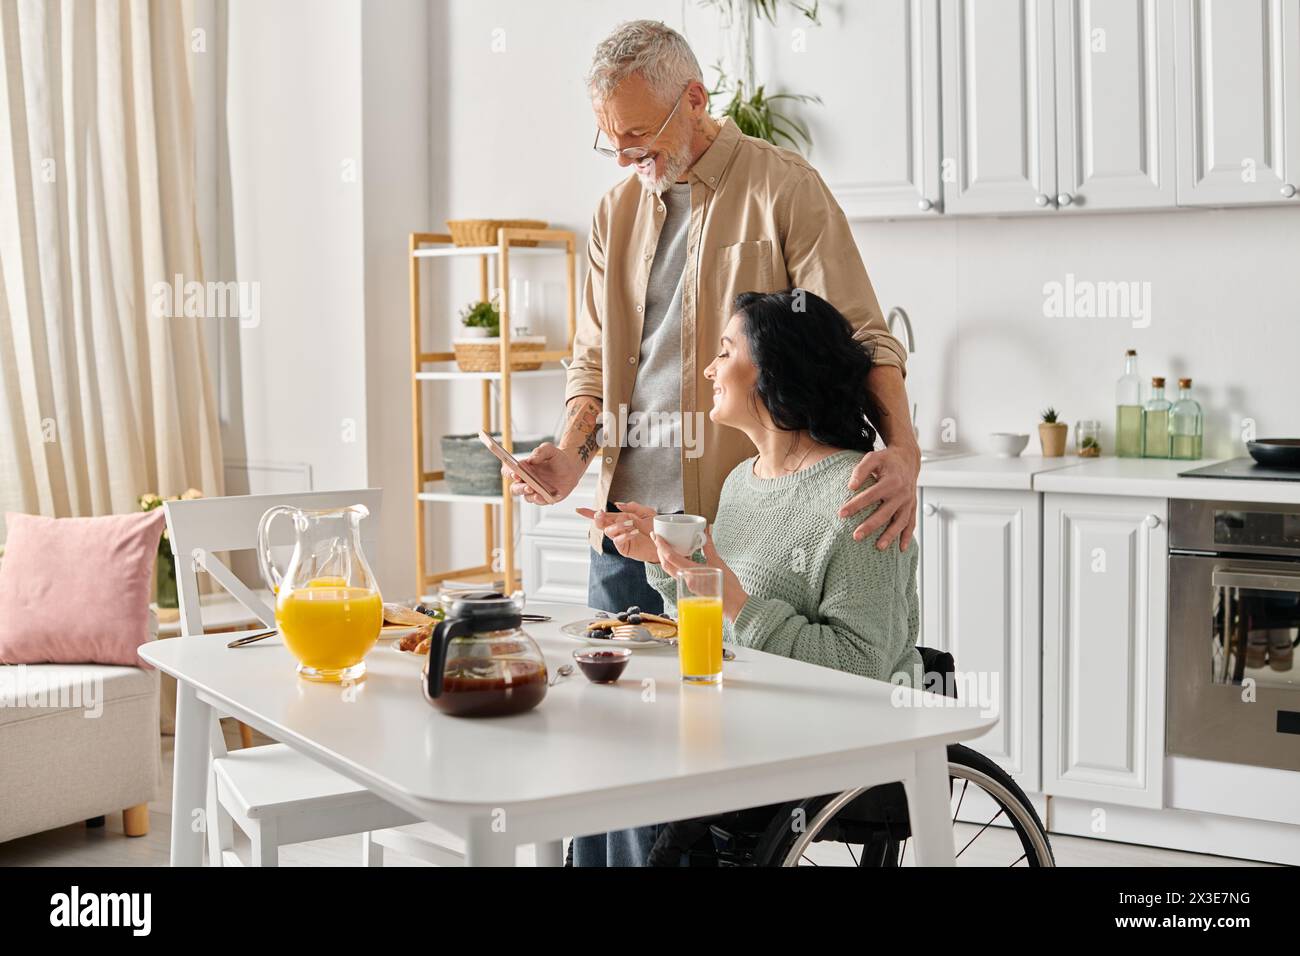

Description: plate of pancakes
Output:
[560,607,677,648]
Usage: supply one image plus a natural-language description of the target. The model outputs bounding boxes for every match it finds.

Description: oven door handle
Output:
[1212,568,1300,592]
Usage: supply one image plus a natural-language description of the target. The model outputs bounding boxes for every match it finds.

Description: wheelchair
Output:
[578,647,1055,867]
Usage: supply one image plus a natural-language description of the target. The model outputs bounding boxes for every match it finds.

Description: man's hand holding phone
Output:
[502,441,585,505]
[503,395,602,506]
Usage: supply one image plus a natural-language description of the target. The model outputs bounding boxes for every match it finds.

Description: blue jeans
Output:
[572,513,667,867]
[585,521,665,615]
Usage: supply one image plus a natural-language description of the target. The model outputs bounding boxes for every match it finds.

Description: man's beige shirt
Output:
[566,119,905,546]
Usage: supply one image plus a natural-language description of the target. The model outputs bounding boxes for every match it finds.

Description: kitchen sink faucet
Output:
[886,306,918,438]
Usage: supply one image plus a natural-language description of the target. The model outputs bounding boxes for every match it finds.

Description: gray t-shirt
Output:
[608,183,689,512]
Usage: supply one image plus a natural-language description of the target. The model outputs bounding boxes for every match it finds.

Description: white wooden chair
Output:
[164,488,461,866]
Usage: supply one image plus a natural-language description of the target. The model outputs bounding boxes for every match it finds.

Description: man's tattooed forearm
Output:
[565,398,602,462]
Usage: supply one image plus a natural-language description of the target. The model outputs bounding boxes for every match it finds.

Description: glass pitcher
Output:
[422,592,549,717]
[257,504,382,682]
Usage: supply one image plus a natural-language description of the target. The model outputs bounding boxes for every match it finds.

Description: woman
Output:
[574,288,921,866]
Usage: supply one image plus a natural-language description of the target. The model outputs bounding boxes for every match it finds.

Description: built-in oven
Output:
[1168,499,1300,772]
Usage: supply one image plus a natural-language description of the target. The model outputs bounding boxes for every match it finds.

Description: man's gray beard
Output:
[639,145,694,195]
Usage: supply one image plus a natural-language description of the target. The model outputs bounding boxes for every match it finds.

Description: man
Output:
[507,20,921,618]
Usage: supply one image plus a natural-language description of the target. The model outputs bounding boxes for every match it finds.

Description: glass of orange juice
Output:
[676,567,723,684]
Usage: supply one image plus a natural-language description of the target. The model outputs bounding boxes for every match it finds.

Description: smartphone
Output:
[476,431,559,504]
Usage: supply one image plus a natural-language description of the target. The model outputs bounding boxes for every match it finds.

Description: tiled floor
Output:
[0,722,1269,868]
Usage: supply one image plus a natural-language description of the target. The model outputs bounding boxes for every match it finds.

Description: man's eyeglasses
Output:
[592,86,689,162]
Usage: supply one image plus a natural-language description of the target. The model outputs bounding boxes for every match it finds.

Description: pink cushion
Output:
[0,510,166,666]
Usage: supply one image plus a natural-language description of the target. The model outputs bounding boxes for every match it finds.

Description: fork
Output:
[612,625,735,660]
[612,625,673,645]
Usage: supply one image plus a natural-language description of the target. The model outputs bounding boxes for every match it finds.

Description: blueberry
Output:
[628,606,640,615]
[616,611,629,622]
[628,614,643,624]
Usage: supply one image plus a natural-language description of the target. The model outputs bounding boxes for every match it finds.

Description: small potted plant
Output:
[1039,407,1068,457]
[457,299,499,339]
[140,488,204,620]
[452,295,545,372]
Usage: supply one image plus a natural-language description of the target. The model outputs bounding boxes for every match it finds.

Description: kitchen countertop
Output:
[1032,456,1300,504]
[917,454,1089,490]
[917,454,1300,504]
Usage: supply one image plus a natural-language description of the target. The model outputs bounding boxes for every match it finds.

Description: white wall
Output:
[223,0,368,496]
[852,207,1300,460]
[433,0,1300,466]
[203,0,427,592]
[362,0,430,593]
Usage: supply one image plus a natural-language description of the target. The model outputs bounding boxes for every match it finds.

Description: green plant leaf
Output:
[714,81,819,151]
[459,299,500,335]
[699,0,822,152]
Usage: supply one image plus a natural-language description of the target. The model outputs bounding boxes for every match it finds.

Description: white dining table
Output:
[139,602,996,867]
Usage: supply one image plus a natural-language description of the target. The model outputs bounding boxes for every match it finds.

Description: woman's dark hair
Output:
[731,289,882,453]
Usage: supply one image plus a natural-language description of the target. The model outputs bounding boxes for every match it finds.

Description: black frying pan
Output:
[1247,439,1300,468]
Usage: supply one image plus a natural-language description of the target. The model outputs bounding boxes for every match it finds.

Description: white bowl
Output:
[989,432,1030,458]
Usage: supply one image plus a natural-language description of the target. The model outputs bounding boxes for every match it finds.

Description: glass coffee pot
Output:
[257,504,382,683]
[423,592,548,717]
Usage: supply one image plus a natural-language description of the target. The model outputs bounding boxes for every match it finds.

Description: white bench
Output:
[0,658,159,843]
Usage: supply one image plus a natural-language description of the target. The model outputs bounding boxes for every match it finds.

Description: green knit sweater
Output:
[647,451,921,686]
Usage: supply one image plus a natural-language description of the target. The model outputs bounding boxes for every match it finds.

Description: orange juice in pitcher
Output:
[258,504,382,682]
[276,585,382,677]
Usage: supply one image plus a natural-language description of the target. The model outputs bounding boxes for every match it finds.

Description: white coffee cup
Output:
[653,514,708,556]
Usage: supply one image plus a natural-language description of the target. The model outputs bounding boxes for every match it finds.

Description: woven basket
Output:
[452,336,546,372]
[440,433,550,496]
[446,219,548,248]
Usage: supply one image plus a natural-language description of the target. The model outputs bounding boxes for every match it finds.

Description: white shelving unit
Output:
[414,366,566,382]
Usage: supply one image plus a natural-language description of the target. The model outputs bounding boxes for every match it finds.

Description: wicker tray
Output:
[446,219,548,248]
[452,336,546,372]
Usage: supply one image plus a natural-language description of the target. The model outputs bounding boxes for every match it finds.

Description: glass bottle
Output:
[1115,349,1143,458]
[1142,377,1172,458]
[1076,419,1101,457]
[1169,378,1204,460]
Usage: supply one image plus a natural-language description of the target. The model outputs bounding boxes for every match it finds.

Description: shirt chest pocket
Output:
[714,239,774,312]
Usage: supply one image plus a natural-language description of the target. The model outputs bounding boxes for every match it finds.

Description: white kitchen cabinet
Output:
[921,488,1042,791]
[520,535,593,606]
[1175,0,1300,206]
[844,0,1299,218]
[1054,0,1178,210]
[1041,493,1167,808]
[820,0,943,218]
[520,464,600,606]
[940,0,1059,215]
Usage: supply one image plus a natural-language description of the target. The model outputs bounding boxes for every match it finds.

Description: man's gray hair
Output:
[587,20,703,103]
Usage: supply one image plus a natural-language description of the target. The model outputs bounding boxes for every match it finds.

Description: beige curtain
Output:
[0,0,223,522]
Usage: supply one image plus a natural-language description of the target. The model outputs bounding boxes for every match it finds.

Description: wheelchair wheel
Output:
[752,744,1054,867]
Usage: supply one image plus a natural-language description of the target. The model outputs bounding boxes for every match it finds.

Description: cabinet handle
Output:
[923,503,939,516]
[1057,193,1074,207]
[1034,193,1051,207]
[1145,514,1161,528]
[1282,184,1297,198]
[917,198,934,212]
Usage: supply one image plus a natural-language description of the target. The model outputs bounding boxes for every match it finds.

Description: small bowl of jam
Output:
[573,647,632,683]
